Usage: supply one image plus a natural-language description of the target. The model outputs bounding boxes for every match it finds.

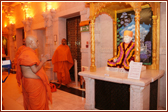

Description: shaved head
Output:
[62,38,67,45]
[25,35,39,50]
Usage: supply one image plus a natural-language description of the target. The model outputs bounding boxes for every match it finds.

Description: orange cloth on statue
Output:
[52,45,73,84]
[124,30,133,37]
[16,47,52,110]
[14,45,26,66]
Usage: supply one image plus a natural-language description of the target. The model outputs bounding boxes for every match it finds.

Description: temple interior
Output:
[1,1,167,110]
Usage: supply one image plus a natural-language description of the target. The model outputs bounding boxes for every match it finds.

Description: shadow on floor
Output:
[50,82,85,98]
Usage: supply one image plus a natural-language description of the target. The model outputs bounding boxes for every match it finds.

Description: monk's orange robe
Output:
[14,45,26,66]
[52,45,73,85]
[16,47,52,110]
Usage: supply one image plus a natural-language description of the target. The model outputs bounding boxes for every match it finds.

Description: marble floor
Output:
[2,71,86,110]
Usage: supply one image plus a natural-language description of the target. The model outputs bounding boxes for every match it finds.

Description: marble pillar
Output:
[130,84,150,110]
[83,76,95,110]
[42,9,56,81]
[22,17,33,37]
[6,24,15,61]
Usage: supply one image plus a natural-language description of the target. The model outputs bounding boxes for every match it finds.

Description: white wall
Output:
[96,14,113,67]
[159,2,167,109]
[80,8,90,68]
[33,29,46,59]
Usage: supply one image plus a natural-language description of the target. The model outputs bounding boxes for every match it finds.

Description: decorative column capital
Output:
[90,18,95,23]
[133,3,141,62]
[6,24,15,35]
[22,17,33,32]
[42,9,56,28]
[50,9,56,18]
[113,20,117,25]
[152,15,158,20]
[126,2,142,12]
[2,5,15,24]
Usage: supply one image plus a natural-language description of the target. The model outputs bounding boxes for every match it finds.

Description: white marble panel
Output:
[99,14,113,48]
[159,5,166,107]
[130,84,150,110]
[81,32,90,48]
[83,77,95,110]
[81,52,89,67]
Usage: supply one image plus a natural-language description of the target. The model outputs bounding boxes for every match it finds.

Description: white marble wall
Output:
[58,18,66,46]
[80,8,90,68]
[159,2,166,109]
[95,14,113,67]
[33,29,46,60]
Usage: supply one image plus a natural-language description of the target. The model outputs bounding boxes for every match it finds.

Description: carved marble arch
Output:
[86,2,160,72]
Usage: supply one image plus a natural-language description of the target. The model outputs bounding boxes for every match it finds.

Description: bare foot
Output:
[66,84,69,88]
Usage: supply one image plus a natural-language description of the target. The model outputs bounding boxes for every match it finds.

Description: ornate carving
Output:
[94,2,109,13]
[113,20,117,57]
[88,2,115,20]
[2,5,15,24]
[152,15,158,69]
[22,17,33,32]
[88,2,160,70]
[90,19,96,72]
[134,7,141,62]
[20,2,32,19]
[6,24,15,36]
[42,9,56,28]
[41,6,56,80]
[94,7,115,20]
[42,12,52,27]
[148,2,157,15]
[127,2,142,11]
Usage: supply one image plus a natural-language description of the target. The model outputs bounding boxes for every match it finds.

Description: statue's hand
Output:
[113,58,117,62]
[129,60,134,67]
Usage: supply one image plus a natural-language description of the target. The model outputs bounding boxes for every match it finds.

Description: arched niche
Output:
[86,2,160,72]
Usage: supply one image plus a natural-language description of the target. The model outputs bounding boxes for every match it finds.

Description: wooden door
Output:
[66,16,81,81]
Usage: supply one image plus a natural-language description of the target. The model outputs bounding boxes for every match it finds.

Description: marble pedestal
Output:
[79,67,165,110]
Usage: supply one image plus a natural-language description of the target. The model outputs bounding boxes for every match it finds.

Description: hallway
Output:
[2,71,86,110]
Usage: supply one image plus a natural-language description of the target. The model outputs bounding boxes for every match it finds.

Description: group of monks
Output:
[13,30,134,110]
[14,36,73,110]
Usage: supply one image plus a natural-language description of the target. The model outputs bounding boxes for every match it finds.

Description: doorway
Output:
[16,28,24,49]
[66,16,81,81]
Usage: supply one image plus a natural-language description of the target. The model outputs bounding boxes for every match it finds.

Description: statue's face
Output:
[123,35,132,43]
